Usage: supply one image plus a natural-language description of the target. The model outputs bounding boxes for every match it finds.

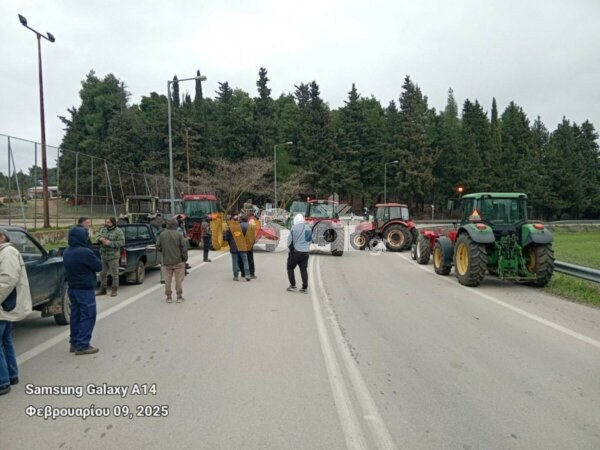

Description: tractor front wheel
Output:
[454,233,487,286]
[384,225,409,252]
[433,241,452,275]
[350,232,367,251]
[524,244,555,287]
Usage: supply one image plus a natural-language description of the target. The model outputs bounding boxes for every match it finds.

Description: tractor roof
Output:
[375,203,408,208]
[462,192,528,200]
[308,199,338,204]
[182,194,217,201]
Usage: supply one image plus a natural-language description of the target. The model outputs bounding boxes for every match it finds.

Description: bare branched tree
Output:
[277,170,312,208]
[189,158,273,211]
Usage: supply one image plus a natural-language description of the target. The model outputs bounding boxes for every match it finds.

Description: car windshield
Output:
[308,202,335,219]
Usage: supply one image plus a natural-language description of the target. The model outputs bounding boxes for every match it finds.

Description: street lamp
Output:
[273,141,293,210]
[168,73,206,213]
[19,14,55,228]
[384,160,399,203]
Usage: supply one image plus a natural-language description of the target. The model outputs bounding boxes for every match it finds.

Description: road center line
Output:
[309,257,369,449]
[17,252,228,365]
[398,253,600,350]
[313,256,398,449]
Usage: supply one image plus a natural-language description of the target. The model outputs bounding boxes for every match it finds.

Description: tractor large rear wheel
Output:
[524,244,555,287]
[384,225,409,252]
[416,234,431,265]
[454,233,487,286]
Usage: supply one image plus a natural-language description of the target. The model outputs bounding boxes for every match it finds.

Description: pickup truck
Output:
[91,223,162,285]
[2,225,69,325]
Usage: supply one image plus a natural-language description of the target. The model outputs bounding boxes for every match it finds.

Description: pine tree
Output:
[171,76,180,108]
[434,88,462,202]
[500,102,535,193]
[253,67,277,158]
[395,76,439,207]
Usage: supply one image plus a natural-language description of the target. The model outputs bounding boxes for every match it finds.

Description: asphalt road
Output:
[2,232,600,449]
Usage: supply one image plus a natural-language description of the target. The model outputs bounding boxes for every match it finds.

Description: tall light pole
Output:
[19,14,55,229]
[168,73,206,213]
[273,141,293,210]
[384,160,399,204]
[184,127,191,194]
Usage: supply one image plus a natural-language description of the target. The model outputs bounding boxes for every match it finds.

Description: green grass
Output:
[546,229,600,307]
[551,229,600,269]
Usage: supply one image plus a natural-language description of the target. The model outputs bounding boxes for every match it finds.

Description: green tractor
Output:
[433,193,555,287]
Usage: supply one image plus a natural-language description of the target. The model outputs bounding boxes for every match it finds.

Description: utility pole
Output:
[185,127,191,194]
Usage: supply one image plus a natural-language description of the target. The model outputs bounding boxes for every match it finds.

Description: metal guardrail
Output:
[554,261,600,284]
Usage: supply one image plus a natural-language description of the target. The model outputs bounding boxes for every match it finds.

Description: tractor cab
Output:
[305,200,339,221]
[374,203,410,231]
[460,193,528,238]
[125,195,160,224]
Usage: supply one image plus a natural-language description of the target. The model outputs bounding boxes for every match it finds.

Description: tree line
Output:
[57,68,599,220]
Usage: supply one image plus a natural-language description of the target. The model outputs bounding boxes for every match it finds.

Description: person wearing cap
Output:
[63,226,103,355]
[0,228,33,395]
[97,217,125,297]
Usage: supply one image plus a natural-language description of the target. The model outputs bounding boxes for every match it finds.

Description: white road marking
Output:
[313,257,397,449]
[398,253,600,350]
[17,252,228,365]
[309,258,369,449]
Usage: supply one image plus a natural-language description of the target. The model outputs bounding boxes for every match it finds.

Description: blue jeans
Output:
[69,288,97,350]
[231,253,249,277]
[0,321,18,388]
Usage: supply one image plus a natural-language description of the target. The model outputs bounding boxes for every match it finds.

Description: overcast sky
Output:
[1,0,599,173]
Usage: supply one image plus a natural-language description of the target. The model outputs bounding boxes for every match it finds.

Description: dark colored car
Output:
[2,225,69,325]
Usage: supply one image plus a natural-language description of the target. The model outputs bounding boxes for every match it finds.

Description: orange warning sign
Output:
[468,209,482,222]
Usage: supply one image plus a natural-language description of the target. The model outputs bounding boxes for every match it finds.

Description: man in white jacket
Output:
[0,228,33,395]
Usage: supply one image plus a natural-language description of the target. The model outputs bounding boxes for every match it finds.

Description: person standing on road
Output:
[201,215,212,262]
[156,218,188,303]
[286,214,312,293]
[63,226,102,355]
[239,214,257,279]
[0,228,33,395]
[97,217,125,297]
[224,216,251,281]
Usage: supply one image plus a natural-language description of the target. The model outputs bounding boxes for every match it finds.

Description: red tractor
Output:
[182,194,227,250]
[301,199,345,256]
[350,203,417,251]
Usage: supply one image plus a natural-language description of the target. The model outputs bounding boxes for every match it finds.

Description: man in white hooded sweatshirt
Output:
[286,214,312,293]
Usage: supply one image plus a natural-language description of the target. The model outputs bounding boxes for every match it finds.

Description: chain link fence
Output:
[0,134,188,229]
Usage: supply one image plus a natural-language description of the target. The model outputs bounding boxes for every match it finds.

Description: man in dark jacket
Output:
[63,226,103,355]
[201,215,212,262]
[156,218,188,303]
